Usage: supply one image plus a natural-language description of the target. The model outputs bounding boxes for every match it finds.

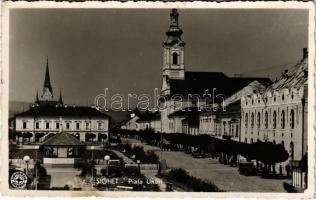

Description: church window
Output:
[235,125,239,137]
[245,113,248,128]
[172,52,178,65]
[251,112,254,128]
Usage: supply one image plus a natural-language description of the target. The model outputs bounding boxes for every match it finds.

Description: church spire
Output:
[43,57,53,95]
[164,9,184,45]
[35,89,39,103]
[41,57,54,100]
[58,89,64,105]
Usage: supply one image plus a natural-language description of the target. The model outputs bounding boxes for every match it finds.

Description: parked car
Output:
[238,162,257,176]
[192,151,206,159]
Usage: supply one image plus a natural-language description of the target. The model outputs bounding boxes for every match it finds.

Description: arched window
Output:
[290,110,295,129]
[281,110,285,129]
[245,113,248,128]
[264,111,268,129]
[273,111,277,129]
[290,142,294,160]
[172,52,178,65]
[250,138,253,144]
[257,112,261,128]
[251,112,254,128]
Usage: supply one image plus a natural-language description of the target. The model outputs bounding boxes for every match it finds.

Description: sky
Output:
[9,8,308,108]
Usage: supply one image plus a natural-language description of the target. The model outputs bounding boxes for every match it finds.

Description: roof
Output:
[41,132,84,146]
[182,115,199,126]
[168,72,271,99]
[15,105,110,118]
[136,111,160,122]
[266,57,308,92]
[168,107,199,118]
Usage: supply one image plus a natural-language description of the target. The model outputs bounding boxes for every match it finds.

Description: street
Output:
[122,138,291,192]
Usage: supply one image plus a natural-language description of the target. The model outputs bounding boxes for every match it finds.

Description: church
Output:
[13,59,110,144]
[159,9,271,134]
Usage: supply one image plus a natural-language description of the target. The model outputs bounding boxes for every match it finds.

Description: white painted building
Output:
[240,48,308,170]
[13,59,110,143]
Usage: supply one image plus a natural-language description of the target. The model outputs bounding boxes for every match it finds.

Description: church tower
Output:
[162,9,186,93]
[41,57,54,101]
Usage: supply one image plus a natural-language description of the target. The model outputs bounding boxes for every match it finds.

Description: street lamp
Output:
[104,155,110,177]
[136,160,141,174]
[91,146,95,185]
[23,155,30,173]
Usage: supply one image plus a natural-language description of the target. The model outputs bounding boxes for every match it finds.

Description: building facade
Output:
[240,49,308,167]
[13,59,110,143]
[199,81,268,141]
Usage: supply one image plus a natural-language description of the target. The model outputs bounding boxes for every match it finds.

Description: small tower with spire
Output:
[58,89,64,106]
[41,57,54,101]
[162,9,186,93]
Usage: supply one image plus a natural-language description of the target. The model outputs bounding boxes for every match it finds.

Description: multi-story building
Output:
[199,80,269,141]
[13,59,110,143]
[240,48,308,167]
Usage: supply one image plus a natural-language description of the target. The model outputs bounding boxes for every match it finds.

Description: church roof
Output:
[168,71,272,98]
[41,132,84,146]
[15,105,110,118]
[136,111,160,122]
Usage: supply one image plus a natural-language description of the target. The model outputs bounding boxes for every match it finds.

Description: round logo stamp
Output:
[10,171,28,189]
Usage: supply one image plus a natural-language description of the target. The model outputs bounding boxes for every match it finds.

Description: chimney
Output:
[303,48,308,59]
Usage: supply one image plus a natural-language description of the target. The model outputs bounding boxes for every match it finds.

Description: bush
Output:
[168,168,223,192]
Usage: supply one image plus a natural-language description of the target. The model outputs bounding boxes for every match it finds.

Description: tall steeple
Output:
[41,57,54,100]
[58,89,64,106]
[162,9,186,94]
[35,89,39,103]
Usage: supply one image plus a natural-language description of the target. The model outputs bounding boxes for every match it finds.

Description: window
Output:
[172,52,178,65]
[86,122,90,130]
[251,112,254,128]
[257,112,261,128]
[23,122,27,129]
[223,122,226,134]
[250,138,253,143]
[56,122,59,129]
[66,122,70,129]
[264,111,268,129]
[281,110,285,129]
[273,111,277,129]
[245,113,248,128]
[290,110,295,129]
[98,122,103,130]
[290,142,294,160]
[76,122,80,130]
[245,138,247,143]
[282,94,285,101]
[235,125,239,137]
[46,122,50,129]
[281,140,284,147]
[35,122,39,129]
